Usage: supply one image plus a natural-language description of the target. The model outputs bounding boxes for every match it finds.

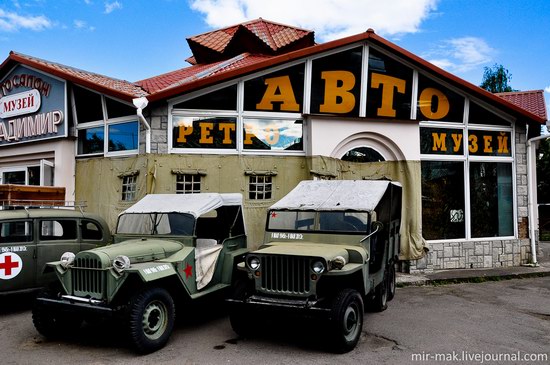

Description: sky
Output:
[0,0,549,113]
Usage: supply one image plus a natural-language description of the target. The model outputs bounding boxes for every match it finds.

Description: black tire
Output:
[228,279,254,337]
[328,289,364,353]
[368,276,388,312]
[32,290,82,338]
[127,287,175,354]
[387,262,396,301]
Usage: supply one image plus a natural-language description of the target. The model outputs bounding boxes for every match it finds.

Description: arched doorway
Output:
[331,132,405,161]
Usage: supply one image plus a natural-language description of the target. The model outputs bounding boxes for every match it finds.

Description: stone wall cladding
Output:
[410,239,532,272]
[139,104,169,154]
[410,125,535,272]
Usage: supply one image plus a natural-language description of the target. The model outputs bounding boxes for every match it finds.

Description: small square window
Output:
[122,175,137,201]
[249,175,272,200]
[176,174,201,194]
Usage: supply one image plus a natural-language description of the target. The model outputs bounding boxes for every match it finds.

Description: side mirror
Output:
[360,221,383,243]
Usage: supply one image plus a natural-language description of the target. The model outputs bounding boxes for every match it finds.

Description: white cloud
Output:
[0,8,52,31]
[104,1,122,14]
[189,0,439,41]
[74,19,95,31]
[74,19,86,28]
[544,86,550,93]
[424,37,494,73]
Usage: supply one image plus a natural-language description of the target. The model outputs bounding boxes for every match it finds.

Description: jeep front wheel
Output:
[229,279,254,337]
[32,289,82,338]
[127,287,175,354]
[328,289,364,353]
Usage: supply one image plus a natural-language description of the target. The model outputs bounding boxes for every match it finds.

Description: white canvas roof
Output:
[121,193,243,218]
[270,180,400,212]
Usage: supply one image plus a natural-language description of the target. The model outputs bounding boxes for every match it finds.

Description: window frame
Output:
[420,94,516,243]
[248,175,274,200]
[121,174,138,202]
[175,174,202,194]
[73,85,139,158]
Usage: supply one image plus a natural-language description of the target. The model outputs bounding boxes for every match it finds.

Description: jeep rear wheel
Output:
[367,275,388,312]
[127,287,175,354]
[329,289,364,353]
[387,262,396,301]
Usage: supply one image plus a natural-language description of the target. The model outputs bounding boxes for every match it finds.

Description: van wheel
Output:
[32,290,82,338]
[127,287,175,354]
[328,289,364,353]
[229,279,254,337]
[387,262,396,301]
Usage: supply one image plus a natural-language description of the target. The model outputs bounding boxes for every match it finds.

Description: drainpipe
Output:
[133,97,151,153]
[526,124,547,266]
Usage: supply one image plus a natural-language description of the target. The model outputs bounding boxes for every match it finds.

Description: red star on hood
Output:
[184,263,193,279]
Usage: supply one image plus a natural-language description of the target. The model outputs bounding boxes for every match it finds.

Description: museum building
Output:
[0,19,547,271]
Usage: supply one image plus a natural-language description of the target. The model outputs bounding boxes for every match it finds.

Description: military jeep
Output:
[32,193,248,354]
[228,180,402,353]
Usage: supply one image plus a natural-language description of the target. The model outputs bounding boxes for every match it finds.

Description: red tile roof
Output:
[188,18,313,54]
[2,52,148,100]
[136,53,271,94]
[496,90,548,121]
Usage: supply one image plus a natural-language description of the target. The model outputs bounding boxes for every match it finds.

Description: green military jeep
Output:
[32,193,248,354]
[228,180,402,353]
[0,206,110,295]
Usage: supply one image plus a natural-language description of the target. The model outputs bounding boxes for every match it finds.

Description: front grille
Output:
[260,255,310,294]
[71,256,104,296]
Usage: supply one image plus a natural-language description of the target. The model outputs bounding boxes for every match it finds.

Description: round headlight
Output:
[247,256,261,270]
[311,260,325,274]
[113,255,131,273]
[60,252,75,269]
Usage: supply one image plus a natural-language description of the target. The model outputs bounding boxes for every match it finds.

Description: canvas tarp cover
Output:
[270,180,397,212]
[122,193,242,218]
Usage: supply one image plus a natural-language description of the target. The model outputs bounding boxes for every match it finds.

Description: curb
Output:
[396,266,550,287]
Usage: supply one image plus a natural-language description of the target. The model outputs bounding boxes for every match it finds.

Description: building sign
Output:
[0,65,66,147]
[421,127,511,157]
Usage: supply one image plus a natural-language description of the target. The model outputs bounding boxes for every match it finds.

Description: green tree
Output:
[480,64,515,93]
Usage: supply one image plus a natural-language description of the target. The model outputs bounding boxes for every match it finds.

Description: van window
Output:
[40,220,77,240]
[82,220,103,240]
[0,221,32,243]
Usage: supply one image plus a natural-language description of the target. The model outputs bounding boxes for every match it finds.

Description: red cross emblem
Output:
[0,253,22,280]
[183,263,193,279]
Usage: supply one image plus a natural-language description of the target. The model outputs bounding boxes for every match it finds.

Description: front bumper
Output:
[36,295,116,317]
[227,294,331,317]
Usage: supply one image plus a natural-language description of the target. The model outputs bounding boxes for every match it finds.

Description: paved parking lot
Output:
[1,277,549,364]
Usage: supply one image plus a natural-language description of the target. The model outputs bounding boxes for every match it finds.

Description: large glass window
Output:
[72,86,104,123]
[108,121,139,153]
[243,118,303,151]
[172,116,237,149]
[245,65,304,113]
[78,126,104,155]
[175,85,237,111]
[421,161,465,240]
[367,49,413,120]
[416,74,464,122]
[311,48,362,116]
[470,162,513,237]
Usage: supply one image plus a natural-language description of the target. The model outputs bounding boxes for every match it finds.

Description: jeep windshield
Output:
[116,212,195,236]
[267,210,370,234]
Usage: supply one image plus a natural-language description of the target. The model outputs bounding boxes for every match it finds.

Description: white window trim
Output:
[419,100,518,242]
